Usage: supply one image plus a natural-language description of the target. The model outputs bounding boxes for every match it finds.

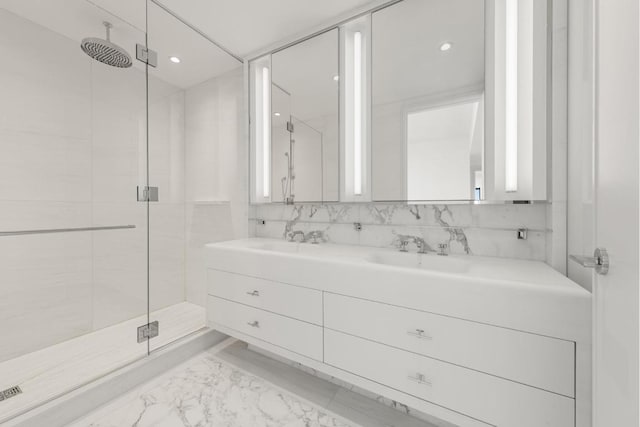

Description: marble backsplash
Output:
[249,202,550,261]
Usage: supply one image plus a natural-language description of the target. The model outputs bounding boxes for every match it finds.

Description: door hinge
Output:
[137,186,159,202]
[136,44,158,67]
[286,121,294,133]
[137,321,159,343]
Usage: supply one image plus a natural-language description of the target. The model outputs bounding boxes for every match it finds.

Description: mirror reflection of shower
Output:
[281,138,296,205]
[272,83,325,204]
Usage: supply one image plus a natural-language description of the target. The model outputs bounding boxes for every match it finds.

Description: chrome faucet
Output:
[412,237,430,254]
[286,230,306,242]
[395,235,431,254]
[305,230,325,244]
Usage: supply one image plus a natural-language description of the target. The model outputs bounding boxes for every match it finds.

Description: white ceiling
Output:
[0,0,240,89]
[0,0,383,88]
[156,0,379,57]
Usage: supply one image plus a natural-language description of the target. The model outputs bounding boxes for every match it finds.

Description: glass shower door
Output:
[145,0,243,352]
[0,1,150,421]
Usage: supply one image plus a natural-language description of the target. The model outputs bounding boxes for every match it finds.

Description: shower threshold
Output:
[0,302,205,424]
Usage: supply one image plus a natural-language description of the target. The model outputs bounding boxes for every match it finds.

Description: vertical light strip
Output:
[262,67,271,198]
[353,31,363,195]
[505,0,518,192]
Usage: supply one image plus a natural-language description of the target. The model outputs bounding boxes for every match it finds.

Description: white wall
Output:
[184,67,247,307]
[567,0,594,291]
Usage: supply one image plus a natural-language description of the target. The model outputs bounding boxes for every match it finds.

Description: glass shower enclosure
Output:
[0,0,242,422]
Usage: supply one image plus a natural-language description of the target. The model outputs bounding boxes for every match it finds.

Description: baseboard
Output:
[5,329,228,427]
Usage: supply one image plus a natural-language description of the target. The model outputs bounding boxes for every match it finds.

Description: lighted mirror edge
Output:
[504,0,518,193]
[353,31,363,196]
[262,66,271,198]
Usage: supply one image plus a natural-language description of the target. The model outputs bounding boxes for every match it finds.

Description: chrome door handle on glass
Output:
[569,247,609,275]
[246,290,260,297]
[247,321,260,328]
[407,373,432,386]
[407,328,432,340]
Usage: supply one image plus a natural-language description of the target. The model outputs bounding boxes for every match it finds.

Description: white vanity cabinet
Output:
[323,293,575,397]
[205,239,591,427]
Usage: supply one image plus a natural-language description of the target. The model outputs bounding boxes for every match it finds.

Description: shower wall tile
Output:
[148,90,186,204]
[0,201,92,230]
[0,130,91,202]
[92,203,147,330]
[0,233,93,363]
[149,203,186,311]
[250,203,550,262]
[184,68,247,307]
[185,202,239,306]
[0,10,92,139]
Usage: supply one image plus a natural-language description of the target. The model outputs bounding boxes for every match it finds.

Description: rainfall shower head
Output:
[81,22,132,68]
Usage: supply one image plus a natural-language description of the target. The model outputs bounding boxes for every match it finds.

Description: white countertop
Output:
[205,238,592,343]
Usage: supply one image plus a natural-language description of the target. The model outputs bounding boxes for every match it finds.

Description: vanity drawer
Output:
[325,329,574,427]
[324,293,575,397]
[208,296,323,361]
[207,269,323,325]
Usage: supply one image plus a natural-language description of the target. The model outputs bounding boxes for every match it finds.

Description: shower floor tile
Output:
[70,340,439,427]
[0,302,205,424]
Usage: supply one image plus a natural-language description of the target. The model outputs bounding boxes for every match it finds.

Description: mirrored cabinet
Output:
[250,0,554,204]
[251,30,339,204]
[371,0,485,202]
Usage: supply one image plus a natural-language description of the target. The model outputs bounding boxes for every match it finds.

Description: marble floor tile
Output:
[71,340,439,427]
[221,342,442,427]
[69,347,358,427]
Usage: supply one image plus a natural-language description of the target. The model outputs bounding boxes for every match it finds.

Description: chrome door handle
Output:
[407,373,432,386]
[569,248,609,275]
[407,329,432,340]
[246,290,260,297]
[247,321,260,328]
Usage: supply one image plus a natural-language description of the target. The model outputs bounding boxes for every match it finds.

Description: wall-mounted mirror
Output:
[251,0,553,204]
[370,0,548,202]
[371,0,486,201]
[251,29,339,204]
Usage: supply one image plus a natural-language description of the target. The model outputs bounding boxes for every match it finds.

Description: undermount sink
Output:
[245,240,304,253]
[366,251,471,274]
[243,239,364,258]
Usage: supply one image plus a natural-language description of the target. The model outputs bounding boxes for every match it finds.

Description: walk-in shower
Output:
[0,0,243,423]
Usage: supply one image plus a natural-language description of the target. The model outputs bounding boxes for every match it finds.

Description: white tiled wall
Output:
[0,9,95,362]
[184,68,248,307]
[0,9,247,363]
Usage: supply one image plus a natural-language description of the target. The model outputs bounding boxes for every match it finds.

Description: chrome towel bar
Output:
[0,225,136,237]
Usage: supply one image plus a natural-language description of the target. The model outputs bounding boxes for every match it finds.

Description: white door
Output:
[592,0,639,425]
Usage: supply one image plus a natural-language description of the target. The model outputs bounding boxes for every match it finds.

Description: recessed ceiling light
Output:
[169,56,181,63]
[333,75,340,82]
[439,42,453,52]
[274,112,281,116]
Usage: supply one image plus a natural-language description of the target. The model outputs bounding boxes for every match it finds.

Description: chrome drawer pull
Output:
[246,290,260,297]
[407,328,432,340]
[247,321,260,328]
[407,373,432,386]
